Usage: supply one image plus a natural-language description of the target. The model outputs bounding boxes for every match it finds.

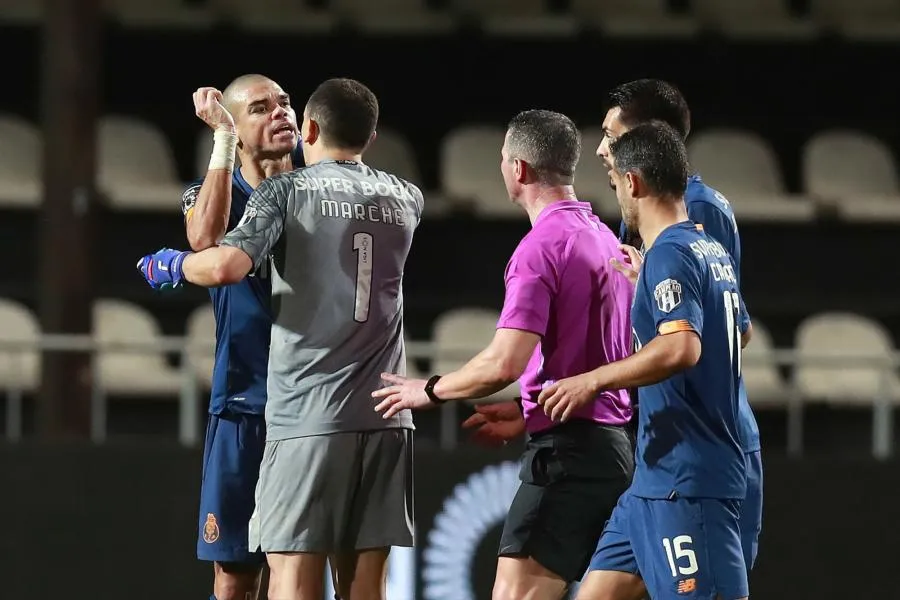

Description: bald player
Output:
[141,78,420,600]
[183,74,299,600]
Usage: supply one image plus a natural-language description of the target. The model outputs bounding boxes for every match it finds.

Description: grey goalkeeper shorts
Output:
[248,428,415,554]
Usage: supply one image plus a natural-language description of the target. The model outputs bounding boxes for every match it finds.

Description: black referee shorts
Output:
[498,419,634,582]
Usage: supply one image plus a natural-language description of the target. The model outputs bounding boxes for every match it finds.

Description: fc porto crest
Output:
[181,184,200,218]
[654,278,683,313]
[203,513,220,544]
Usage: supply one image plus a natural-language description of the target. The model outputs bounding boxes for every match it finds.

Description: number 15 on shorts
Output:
[662,535,698,577]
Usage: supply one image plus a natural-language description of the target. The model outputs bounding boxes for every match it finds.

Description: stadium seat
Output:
[809,0,900,40]
[432,307,519,401]
[576,127,619,219]
[365,127,422,187]
[570,0,698,38]
[332,0,457,34]
[451,0,577,36]
[185,305,216,390]
[210,0,336,33]
[794,312,900,406]
[0,115,41,208]
[105,0,215,29]
[440,125,515,217]
[741,320,789,406]
[92,299,182,397]
[802,129,900,221]
[692,0,817,39]
[0,0,43,24]
[98,116,184,212]
[687,128,816,222]
[0,299,40,393]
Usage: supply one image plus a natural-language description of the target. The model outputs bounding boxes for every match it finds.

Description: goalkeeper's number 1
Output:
[352,232,373,323]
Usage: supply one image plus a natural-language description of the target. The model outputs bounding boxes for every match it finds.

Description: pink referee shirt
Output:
[497,200,634,434]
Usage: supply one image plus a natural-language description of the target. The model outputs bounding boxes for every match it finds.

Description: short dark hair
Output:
[506,109,581,185]
[306,78,379,151]
[609,121,688,198]
[608,79,691,140]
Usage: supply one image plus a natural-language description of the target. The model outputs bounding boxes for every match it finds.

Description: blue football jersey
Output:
[629,222,746,500]
[182,168,272,416]
[620,174,760,453]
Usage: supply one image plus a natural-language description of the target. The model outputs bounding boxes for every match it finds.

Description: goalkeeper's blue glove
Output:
[136,248,191,290]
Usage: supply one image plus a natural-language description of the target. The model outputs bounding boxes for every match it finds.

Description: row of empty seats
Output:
[3,0,900,40]
[3,114,900,222]
[1,298,898,406]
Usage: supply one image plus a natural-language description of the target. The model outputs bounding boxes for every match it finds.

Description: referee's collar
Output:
[534,199,593,225]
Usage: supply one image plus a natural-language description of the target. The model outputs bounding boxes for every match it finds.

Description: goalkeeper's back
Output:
[263,158,423,440]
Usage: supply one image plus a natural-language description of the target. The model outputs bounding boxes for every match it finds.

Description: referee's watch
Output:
[424,375,447,405]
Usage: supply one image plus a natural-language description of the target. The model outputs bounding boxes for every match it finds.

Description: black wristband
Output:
[424,374,446,405]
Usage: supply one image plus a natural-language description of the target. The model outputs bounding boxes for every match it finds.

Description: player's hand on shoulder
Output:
[537,374,598,423]
[462,400,525,447]
[136,247,190,290]
[610,243,643,286]
[372,373,432,418]
[193,87,235,132]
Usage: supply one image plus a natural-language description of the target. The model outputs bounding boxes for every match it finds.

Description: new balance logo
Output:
[676,578,696,594]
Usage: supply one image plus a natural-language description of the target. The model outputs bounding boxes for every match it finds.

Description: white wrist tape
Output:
[208,129,237,173]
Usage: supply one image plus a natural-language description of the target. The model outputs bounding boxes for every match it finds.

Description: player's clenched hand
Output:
[372,374,432,418]
[610,244,643,286]
[193,87,235,133]
[462,401,525,447]
[136,247,191,290]
[537,374,598,423]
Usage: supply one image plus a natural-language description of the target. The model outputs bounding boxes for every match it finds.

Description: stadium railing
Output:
[0,337,897,458]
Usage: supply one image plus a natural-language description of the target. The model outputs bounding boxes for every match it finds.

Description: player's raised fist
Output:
[193,87,235,132]
[136,247,191,290]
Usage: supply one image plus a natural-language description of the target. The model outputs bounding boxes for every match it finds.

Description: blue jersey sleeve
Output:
[642,243,704,338]
[181,178,204,224]
[739,297,750,334]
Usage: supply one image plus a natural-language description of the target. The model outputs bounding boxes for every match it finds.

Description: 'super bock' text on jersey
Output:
[630,222,746,500]
[182,169,272,416]
[621,174,760,453]
[220,159,423,440]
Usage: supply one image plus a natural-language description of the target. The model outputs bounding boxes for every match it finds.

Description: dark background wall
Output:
[0,444,893,599]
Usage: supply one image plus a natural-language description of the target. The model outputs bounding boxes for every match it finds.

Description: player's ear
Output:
[513,158,528,184]
[625,171,640,198]
[305,118,320,146]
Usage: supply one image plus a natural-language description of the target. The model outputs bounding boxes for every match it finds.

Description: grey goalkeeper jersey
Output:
[220,159,422,440]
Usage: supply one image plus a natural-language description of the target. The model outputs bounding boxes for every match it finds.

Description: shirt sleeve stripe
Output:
[658,319,695,335]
